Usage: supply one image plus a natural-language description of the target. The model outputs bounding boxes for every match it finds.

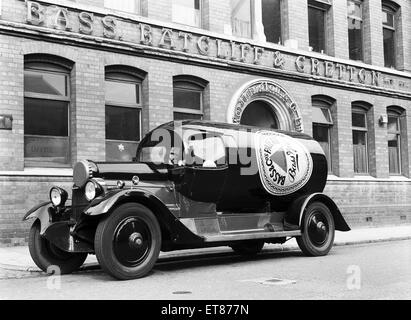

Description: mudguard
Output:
[22,202,53,235]
[285,193,350,232]
[84,189,204,247]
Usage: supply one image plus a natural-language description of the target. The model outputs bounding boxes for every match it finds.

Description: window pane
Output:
[174,112,203,121]
[308,6,326,53]
[24,98,68,137]
[348,17,363,60]
[106,106,140,141]
[106,141,138,162]
[382,10,394,27]
[186,136,226,166]
[313,124,331,172]
[25,136,70,166]
[388,116,399,132]
[347,0,362,18]
[313,107,332,124]
[352,112,366,128]
[172,0,201,27]
[353,130,368,173]
[262,0,282,44]
[231,0,252,38]
[105,0,140,13]
[383,28,396,68]
[105,80,139,105]
[24,70,67,96]
[173,88,202,110]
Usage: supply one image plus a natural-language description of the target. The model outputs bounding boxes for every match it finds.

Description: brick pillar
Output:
[203,0,231,34]
[147,63,173,130]
[334,97,354,178]
[282,0,309,50]
[328,0,349,59]
[71,51,106,163]
[0,38,24,171]
[363,0,384,66]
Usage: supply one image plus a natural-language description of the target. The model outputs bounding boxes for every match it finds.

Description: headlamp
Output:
[85,180,103,201]
[49,187,68,207]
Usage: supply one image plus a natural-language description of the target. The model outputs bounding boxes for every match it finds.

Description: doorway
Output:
[240,100,279,129]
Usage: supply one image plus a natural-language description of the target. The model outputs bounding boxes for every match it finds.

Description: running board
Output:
[203,230,301,243]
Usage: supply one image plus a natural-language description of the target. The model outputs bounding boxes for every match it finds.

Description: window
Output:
[387,109,402,175]
[347,0,363,61]
[382,5,397,68]
[312,106,333,172]
[104,0,141,14]
[231,0,252,38]
[105,70,143,162]
[308,0,330,53]
[262,0,282,44]
[352,107,369,174]
[172,0,201,27]
[24,58,72,167]
[173,76,207,121]
[185,133,226,167]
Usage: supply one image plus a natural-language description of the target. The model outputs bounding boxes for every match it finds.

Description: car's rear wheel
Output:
[296,202,335,256]
[230,241,264,256]
[29,220,87,274]
[94,203,161,280]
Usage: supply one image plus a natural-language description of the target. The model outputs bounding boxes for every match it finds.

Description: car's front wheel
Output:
[94,203,161,280]
[296,202,335,256]
[29,220,88,274]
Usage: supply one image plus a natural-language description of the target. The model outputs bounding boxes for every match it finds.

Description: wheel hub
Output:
[129,232,143,248]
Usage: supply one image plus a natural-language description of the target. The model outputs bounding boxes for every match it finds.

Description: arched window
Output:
[105,66,146,162]
[382,1,400,69]
[24,54,73,167]
[173,75,208,120]
[387,106,405,175]
[312,95,335,173]
[352,102,371,174]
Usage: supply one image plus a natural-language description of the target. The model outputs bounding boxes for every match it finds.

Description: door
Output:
[178,133,228,203]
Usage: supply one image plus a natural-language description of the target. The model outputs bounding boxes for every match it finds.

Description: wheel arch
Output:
[285,193,350,232]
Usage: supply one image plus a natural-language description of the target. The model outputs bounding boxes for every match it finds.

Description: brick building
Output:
[0,0,410,245]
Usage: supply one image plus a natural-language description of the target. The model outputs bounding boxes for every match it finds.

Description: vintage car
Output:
[23,120,350,280]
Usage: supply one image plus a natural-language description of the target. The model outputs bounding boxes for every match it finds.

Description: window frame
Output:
[308,3,328,54]
[231,0,253,39]
[172,0,203,28]
[173,78,206,120]
[382,4,397,69]
[347,0,364,62]
[387,110,402,175]
[312,102,334,173]
[352,107,369,174]
[105,73,143,145]
[24,62,71,168]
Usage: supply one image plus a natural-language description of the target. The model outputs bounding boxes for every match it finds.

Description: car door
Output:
[177,132,228,203]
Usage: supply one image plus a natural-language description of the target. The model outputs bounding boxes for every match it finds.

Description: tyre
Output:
[230,241,264,256]
[94,203,161,280]
[28,220,88,275]
[296,202,335,256]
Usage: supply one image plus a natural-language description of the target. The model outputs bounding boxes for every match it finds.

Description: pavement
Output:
[0,225,410,278]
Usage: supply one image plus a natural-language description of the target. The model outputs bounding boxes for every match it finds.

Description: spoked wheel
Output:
[297,202,335,256]
[29,220,87,274]
[230,241,264,256]
[95,203,161,280]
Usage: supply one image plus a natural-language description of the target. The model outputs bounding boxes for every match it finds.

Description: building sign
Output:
[255,130,313,196]
[3,1,410,94]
